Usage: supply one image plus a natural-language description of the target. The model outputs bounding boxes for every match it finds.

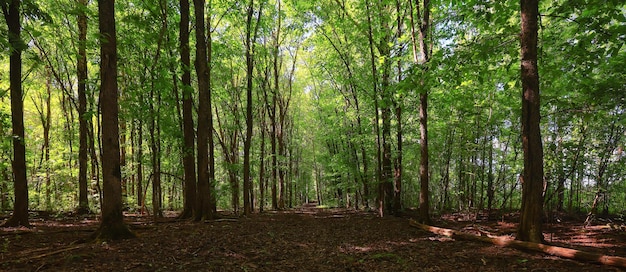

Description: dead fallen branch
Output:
[2,244,86,264]
[409,219,626,269]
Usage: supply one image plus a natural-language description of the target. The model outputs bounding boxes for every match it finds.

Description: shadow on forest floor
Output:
[0,205,625,271]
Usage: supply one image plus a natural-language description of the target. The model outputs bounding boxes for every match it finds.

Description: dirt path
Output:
[0,207,624,271]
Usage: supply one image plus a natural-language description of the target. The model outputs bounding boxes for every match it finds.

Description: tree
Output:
[92,0,134,240]
[76,0,90,215]
[273,0,284,210]
[517,0,544,243]
[1,0,29,228]
[243,0,262,215]
[148,0,169,219]
[178,0,196,219]
[194,0,215,220]
[410,0,431,224]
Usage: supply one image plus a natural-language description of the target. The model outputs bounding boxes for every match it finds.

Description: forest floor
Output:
[1,204,625,271]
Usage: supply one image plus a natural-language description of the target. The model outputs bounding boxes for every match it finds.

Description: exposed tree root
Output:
[90,222,136,241]
[409,219,626,269]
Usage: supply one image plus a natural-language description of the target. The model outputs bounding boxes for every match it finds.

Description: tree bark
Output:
[178,0,197,219]
[1,0,29,228]
[392,1,403,215]
[272,0,283,210]
[518,0,545,243]
[243,0,255,215]
[92,0,134,240]
[364,0,383,217]
[120,120,128,208]
[136,119,143,210]
[76,0,90,214]
[243,0,262,215]
[258,104,267,212]
[194,0,215,220]
[149,0,168,219]
[410,0,431,224]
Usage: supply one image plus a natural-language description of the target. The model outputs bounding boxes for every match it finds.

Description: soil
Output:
[1,205,625,271]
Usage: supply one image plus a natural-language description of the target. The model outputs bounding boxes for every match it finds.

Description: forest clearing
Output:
[2,205,626,271]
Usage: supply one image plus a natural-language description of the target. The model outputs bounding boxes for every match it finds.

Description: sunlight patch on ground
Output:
[559,233,616,248]
[338,244,373,253]
[426,236,454,242]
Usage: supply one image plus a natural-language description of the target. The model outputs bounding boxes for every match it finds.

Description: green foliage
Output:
[1,0,623,216]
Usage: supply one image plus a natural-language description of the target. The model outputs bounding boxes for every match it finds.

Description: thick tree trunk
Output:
[178,0,196,219]
[194,0,215,220]
[518,0,544,243]
[2,0,29,228]
[92,0,134,240]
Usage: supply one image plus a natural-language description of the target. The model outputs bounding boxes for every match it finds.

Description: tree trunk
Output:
[518,0,545,243]
[364,0,382,217]
[88,116,101,208]
[150,109,162,219]
[207,1,217,216]
[92,0,134,240]
[393,100,402,214]
[243,0,254,215]
[149,2,168,219]
[243,0,262,215]
[178,0,196,219]
[391,2,403,215]
[410,0,431,224]
[194,0,214,221]
[487,132,495,211]
[120,120,128,208]
[76,0,90,214]
[1,0,29,228]
[136,119,143,210]
[271,0,282,210]
[380,33,393,215]
[259,107,267,212]
[418,92,430,224]
[42,70,52,210]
